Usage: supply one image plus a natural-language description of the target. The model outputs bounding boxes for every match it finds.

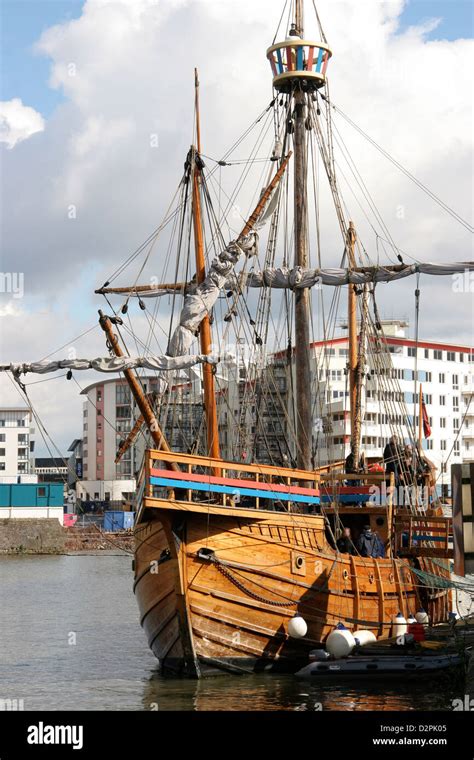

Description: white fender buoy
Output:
[415,608,429,625]
[393,612,407,637]
[407,614,417,625]
[353,629,377,646]
[325,623,356,659]
[288,614,307,639]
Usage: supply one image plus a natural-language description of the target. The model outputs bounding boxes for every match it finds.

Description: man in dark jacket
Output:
[336,526,355,555]
[356,525,385,558]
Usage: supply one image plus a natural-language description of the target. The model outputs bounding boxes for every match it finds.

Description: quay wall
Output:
[0,518,66,554]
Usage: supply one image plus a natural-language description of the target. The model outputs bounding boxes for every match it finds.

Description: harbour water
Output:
[0,555,464,712]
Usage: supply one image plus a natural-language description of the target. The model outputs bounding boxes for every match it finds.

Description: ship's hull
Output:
[134,504,451,677]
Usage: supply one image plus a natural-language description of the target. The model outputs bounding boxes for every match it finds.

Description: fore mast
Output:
[267,1,332,470]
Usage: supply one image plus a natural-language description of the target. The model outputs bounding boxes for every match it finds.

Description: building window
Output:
[454,441,460,454]
[84,423,88,431]
[424,349,429,358]
[0,448,5,456]
[0,434,4,442]
[97,409,102,416]
[83,409,88,417]
[116,405,130,419]
[453,418,460,431]
[440,418,446,428]
[0,421,4,427]
[17,419,25,427]
[97,389,102,402]
[453,396,459,411]
[116,385,131,404]
[440,441,447,451]
[439,373,445,383]
[441,463,447,474]
[439,396,445,405]
[38,487,46,497]
[452,374,459,389]
[434,350,442,360]
[0,462,5,470]
[426,440,433,450]
[94,492,99,499]
[447,351,456,361]
[408,347,416,357]
[97,422,102,430]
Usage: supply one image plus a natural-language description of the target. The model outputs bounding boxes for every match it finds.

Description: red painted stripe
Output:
[272,335,472,360]
[307,46,315,71]
[322,52,329,75]
[286,47,294,71]
[150,468,319,497]
[270,56,277,77]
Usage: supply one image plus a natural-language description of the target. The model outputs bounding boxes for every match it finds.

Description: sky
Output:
[0,0,473,456]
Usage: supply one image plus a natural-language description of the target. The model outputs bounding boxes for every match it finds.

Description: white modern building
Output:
[309,321,473,479]
[0,407,35,482]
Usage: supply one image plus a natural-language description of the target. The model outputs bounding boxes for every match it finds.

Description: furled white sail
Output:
[107,261,473,299]
[241,262,474,289]
[1,354,218,376]
[167,234,256,356]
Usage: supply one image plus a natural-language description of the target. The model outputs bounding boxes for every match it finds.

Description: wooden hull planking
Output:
[133,504,451,677]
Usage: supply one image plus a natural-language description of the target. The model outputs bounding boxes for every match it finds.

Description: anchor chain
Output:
[212,557,296,607]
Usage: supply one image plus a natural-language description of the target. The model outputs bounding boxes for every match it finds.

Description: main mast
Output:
[293,0,312,471]
[266,0,332,471]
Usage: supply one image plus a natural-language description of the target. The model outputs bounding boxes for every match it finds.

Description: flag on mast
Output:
[421,395,431,438]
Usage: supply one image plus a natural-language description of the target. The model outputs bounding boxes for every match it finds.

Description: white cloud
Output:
[1,0,473,453]
[0,98,45,149]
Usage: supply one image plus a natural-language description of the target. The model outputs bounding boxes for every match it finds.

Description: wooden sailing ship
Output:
[2,0,472,677]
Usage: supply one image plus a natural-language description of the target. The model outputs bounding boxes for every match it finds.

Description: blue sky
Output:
[1,0,83,115]
[1,1,473,117]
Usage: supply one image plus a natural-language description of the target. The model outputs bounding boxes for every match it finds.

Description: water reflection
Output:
[142,671,463,712]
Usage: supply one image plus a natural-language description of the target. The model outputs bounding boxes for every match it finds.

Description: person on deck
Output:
[356,524,385,558]
[336,526,355,555]
[344,446,365,487]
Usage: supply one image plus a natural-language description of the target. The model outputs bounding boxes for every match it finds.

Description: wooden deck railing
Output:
[139,448,321,512]
[393,514,453,558]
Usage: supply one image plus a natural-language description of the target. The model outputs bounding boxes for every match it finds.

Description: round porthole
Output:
[368,573,374,584]
[389,573,394,584]
[295,555,305,569]
[343,569,349,580]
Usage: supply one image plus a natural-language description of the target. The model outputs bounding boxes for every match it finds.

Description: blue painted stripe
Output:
[296,46,303,70]
[276,49,283,74]
[412,534,448,542]
[316,47,324,72]
[150,477,320,505]
[321,494,380,504]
